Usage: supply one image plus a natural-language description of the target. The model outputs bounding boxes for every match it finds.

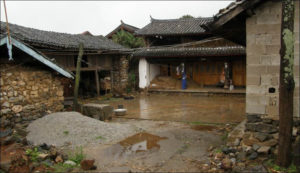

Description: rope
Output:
[3,0,11,44]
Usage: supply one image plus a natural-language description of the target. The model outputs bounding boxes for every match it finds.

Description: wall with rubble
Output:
[0,64,64,128]
[111,55,129,93]
[246,0,299,118]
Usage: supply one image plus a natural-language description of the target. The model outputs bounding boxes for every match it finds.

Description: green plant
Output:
[180,14,194,19]
[95,136,105,140]
[112,30,145,48]
[265,159,297,173]
[221,132,228,141]
[215,148,222,153]
[68,146,85,165]
[26,147,41,162]
[52,162,77,173]
[63,131,69,135]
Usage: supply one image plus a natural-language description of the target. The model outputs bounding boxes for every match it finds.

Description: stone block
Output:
[246,75,261,85]
[246,104,266,115]
[246,85,267,94]
[247,34,256,45]
[247,45,266,56]
[255,34,272,45]
[247,65,267,75]
[247,114,262,123]
[266,45,280,55]
[266,65,280,75]
[266,106,279,117]
[256,14,281,25]
[82,103,113,121]
[260,55,271,65]
[246,94,268,105]
[247,54,260,65]
[260,74,272,85]
[270,54,281,65]
[253,24,281,35]
[257,146,270,154]
[246,122,277,133]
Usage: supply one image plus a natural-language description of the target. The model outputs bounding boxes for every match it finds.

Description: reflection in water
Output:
[104,95,245,123]
[139,98,149,119]
[99,133,168,160]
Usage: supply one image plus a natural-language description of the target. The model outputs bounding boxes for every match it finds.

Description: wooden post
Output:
[277,0,295,168]
[95,69,100,96]
[73,43,84,111]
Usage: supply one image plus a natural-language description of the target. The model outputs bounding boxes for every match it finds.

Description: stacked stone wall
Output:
[111,55,128,93]
[0,64,64,128]
[246,0,299,118]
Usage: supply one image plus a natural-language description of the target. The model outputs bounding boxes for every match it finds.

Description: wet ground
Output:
[78,94,245,172]
[83,119,226,172]
[95,94,245,124]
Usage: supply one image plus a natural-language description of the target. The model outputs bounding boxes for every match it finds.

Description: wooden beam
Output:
[73,43,84,111]
[0,36,74,79]
[95,69,100,96]
[209,0,261,30]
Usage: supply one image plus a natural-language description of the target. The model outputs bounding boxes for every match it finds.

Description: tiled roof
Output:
[0,21,128,51]
[135,17,213,36]
[106,20,139,38]
[133,46,245,57]
[133,37,245,57]
[207,0,262,30]
[214,0,247,19]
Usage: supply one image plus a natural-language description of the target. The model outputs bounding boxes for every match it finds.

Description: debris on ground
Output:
[26,112,137,147]
[80,159,97,170]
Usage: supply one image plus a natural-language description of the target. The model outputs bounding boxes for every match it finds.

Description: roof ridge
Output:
[0,21,107,39]
[151,17,213,22]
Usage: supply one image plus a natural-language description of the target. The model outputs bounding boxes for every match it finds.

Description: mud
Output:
[96,94,245,124]
[83,119,224,172]
[119,132,167,151]
[191,125,218,131]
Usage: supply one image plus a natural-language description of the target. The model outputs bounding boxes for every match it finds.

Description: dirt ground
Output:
[83,118,227,172]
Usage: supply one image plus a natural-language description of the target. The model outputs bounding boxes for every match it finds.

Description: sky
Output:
[0,1,233,36]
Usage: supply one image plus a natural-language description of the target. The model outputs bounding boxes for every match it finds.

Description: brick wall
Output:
[246,1,300,118]
[0,64,65,128]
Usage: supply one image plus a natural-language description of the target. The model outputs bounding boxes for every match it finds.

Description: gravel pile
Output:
[26,112,138,147]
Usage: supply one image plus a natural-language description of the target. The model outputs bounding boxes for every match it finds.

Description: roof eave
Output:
[0,36,74,79]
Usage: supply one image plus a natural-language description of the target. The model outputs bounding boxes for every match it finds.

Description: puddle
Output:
[191,125,217,131]
[92,132,168,163]
[97,95,245,124]
[119,132,168,152]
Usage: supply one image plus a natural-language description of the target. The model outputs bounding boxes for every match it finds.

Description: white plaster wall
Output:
[139,58,149,88]
[149,64,160,82]
[139,58,161,89]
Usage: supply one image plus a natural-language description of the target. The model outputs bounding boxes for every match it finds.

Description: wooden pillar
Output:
[95,69,100,96]
[110,68,113,93]
[73,43,84,111]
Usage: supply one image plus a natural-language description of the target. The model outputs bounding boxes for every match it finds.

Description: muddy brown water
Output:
[119,132,168,152]
[99,94,245,124]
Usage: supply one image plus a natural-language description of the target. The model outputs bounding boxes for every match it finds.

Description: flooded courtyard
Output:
[95,94,245,124]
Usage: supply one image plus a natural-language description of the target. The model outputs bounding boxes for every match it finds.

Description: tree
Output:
[111,30,145,48]
[277,0,295,168]
[112,30,145,90]
[180,14,194,19]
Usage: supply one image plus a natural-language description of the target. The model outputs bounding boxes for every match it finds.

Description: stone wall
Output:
[111,55,128,93]
[0,64,64,128]
[246,0,300,118]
